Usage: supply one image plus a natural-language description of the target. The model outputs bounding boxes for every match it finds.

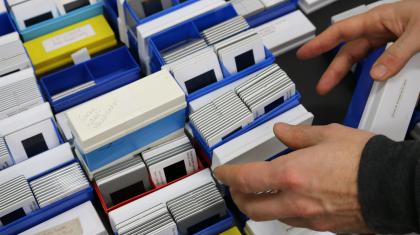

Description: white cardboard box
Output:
[359,50,420,141]
[19,201,107,235]
[255,10,316,56]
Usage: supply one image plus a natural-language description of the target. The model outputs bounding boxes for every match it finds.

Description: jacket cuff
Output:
[358,135,420,233]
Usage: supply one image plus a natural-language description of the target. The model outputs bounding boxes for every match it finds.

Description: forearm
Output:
[358,135,420,233]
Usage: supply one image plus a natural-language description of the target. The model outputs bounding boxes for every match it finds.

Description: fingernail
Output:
[371,64,388,79]
[274,122,290,131]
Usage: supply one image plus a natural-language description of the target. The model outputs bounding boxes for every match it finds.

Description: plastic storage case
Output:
[190,91,302,159]
[40,46,141,113]
[410,110,420,132]
[0,160,94,235]
[123,0,198,39]
[106,168,235,235]
[94,145,208,214]
[0,12,16,37]
[343,47,385,128]
[103,0,119,37]
[148,4,275,102]
[110,210,234,235]
[7,0,104,41]
[245,0,298,27]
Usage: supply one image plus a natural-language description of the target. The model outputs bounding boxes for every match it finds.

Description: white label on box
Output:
[258,19,291,38]
[42,25,96,53]
[34,218,83,235]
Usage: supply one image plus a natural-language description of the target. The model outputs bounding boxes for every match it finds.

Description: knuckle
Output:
[294,202,321,218]
[280,167,303,190]
[384,47,404,64]
[324,123,341,135]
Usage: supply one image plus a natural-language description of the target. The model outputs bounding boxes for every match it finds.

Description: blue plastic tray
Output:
[343,47,385,128]
[0,160,94,235]
[103,0,120,39]
[246,0,298,27]
[123,0,198,38]
[409,110,420,133]
[148,4,238,70]
[148,5,275,102]
[0,12,16,36]
[40,46,141,113]
[191,92,302,158]
[194,209,235,235]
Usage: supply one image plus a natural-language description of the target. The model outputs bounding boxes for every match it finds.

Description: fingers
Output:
[214,161,281,193]
[370,27,420,80]
[297,13,375,60]
[281,218,311,229]
[273,123,326,149]
[230,190,290,221]
[230,189,324,221]
[316,38,386,95]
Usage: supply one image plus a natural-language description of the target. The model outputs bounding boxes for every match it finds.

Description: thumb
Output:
[273,123,326,150]
[370,28,420,81]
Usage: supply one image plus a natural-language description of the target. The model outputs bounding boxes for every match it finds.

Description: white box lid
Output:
[67,70,186,153]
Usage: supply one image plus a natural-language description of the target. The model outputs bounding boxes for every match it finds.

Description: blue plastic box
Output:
[191,92,302,158]
[246,0,298,27]
[7,1,104,41]
[40,46,141,113]
[0,160,94,235]
[103,0,119,38]
[343,47,385,128]
[0,12,16,37]
[193,209,235,235]
[148,5,275,103]
[123,0,197,38]
[409,110,420,133]
[148,4,238,70]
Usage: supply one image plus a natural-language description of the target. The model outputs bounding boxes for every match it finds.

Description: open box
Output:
[0,159,94,235]
[94,142,234,234]
[123,0,198,39]
[93,143,210,214]
[40,46,141,113]
[0,12,16,37]
[245,0,298,27]
[6,0,106,41]
[148,4,275,102]
[190,91,301,159]
[106,167,235,235]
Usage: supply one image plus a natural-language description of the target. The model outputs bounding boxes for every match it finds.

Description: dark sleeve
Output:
[358,135,420,233]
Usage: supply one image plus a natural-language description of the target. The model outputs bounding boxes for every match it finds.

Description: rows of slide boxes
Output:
[123,0,299,70]
[0,2,305,234]
[0,1,127,234]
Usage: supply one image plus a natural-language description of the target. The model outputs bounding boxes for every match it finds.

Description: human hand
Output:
[214,123,375,233]
[297,0,420,95]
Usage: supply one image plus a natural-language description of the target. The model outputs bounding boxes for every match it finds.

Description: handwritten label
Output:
[34,218,83,235]
[78,100,118,129]
[43,25,95,53]
[257,19,290,37]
